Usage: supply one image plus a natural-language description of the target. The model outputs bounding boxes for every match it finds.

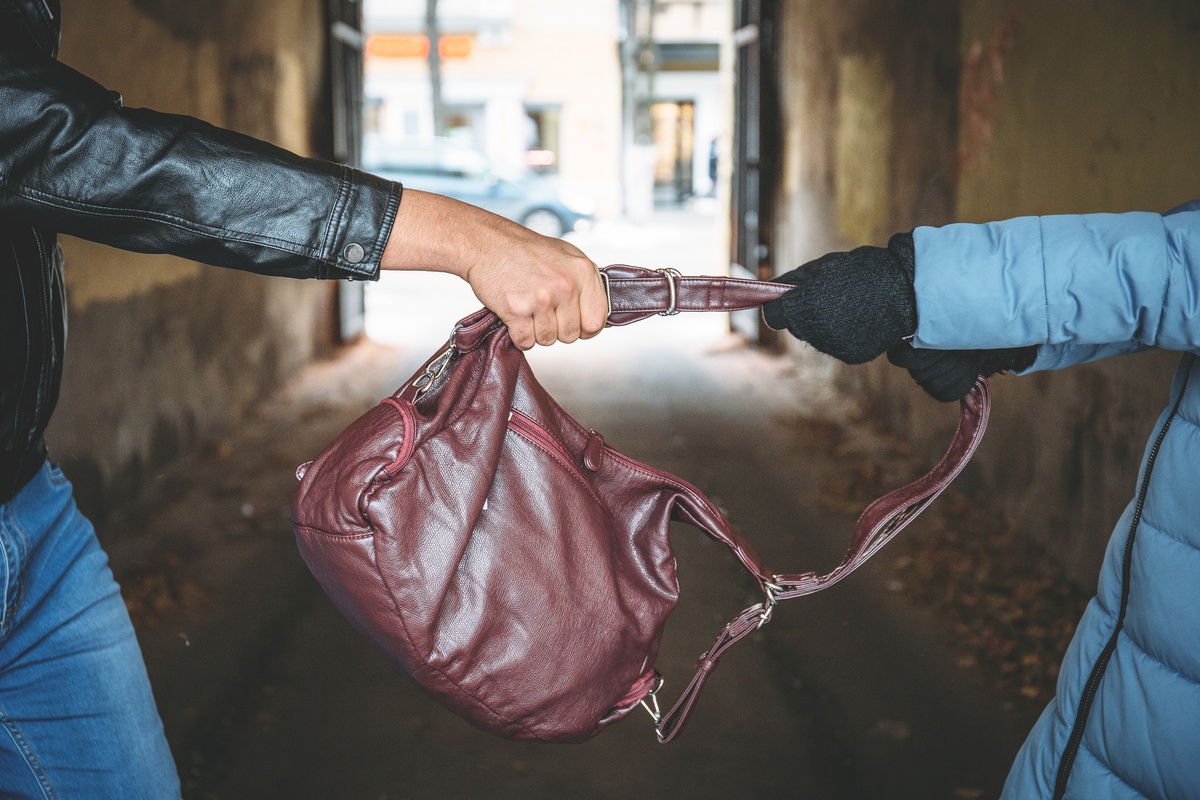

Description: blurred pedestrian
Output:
[708,137,718,196]
[0,1,606,796]
[763,201,1200,800]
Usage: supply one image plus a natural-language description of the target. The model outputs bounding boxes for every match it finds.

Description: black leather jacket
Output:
[0,0,402,503]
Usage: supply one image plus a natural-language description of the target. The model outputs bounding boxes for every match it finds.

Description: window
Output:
[524,105,561,174]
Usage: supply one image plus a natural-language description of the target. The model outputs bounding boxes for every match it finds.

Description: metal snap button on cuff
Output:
[343,242,365,264]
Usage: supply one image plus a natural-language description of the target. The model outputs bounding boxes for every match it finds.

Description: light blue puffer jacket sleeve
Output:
[911,202,1200,372]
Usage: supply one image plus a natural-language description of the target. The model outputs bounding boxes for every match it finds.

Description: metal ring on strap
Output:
[598,270,613,318]
[656,268,682,316]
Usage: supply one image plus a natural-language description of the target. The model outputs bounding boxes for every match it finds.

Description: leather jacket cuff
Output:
[320,169,402,282]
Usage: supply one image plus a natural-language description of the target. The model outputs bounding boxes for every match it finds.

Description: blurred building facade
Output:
[362,0,731,218]
[632,0,730,205]
[364,0,625,216]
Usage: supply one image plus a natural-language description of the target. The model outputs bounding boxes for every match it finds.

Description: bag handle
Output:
[652,377,992,742]
[600,264,790,326]
[445,265,785,353]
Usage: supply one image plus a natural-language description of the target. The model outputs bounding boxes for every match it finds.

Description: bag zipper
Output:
[507,410,598,497]
[1051,357,1193,799]
[381,398,418,478]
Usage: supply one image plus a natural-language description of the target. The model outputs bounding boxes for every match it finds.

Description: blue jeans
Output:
[0,462,180,799]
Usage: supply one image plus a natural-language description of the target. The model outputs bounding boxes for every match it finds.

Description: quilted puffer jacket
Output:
[913,200,1200,800]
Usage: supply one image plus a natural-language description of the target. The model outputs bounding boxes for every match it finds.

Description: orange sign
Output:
[367,34,474,60]
[368,34,429,59]
[439,35,473,59]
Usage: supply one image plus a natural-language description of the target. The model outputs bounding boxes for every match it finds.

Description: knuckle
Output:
[533,286,557,308]
[508,323,534,349]
[547,276,574,301]
[506,295,535,318]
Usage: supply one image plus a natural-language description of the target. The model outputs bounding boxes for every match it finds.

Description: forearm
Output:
[0,50,398,280]
[0,48,608,347]
[382,188,607,349]
[912,208,1200,359]
[382,189,506,278]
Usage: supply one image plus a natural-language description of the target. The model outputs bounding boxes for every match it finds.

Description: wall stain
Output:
[129,0,222,43]
[957,2,1021,179]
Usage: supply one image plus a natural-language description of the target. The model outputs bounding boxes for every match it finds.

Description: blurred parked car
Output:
[363,138,595,238]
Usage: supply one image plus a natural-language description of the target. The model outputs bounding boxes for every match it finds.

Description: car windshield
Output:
[363,140,530,184]
[437,148,488,179]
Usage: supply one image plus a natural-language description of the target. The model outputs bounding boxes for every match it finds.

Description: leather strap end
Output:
[656,667,712,743]
[655,603,770,743]
[601,265,791,327]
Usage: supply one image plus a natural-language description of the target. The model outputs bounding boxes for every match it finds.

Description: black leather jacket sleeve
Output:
[0,49,401,281]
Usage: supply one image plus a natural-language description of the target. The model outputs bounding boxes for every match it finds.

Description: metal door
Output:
[328,0,366,342]
[730,0,781,346]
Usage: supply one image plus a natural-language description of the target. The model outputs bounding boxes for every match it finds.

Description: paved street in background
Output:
[103,206,1038,799]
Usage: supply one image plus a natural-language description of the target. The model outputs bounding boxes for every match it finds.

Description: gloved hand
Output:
[887,343,1038,402]
[762,232,918,364]
[762,231,1039,402]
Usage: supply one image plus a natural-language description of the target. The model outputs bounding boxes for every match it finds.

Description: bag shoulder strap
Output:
[653,377,992,742]
[438,265,989,743]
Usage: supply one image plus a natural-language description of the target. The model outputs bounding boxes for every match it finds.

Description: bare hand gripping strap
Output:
[655,378,992,742]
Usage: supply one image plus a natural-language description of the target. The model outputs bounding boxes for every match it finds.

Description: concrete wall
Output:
[774,0,960,277]
[773,0,1200,585]
[45,0,338,520]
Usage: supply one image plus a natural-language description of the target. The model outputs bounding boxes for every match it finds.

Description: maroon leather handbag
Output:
[290,265,990,744]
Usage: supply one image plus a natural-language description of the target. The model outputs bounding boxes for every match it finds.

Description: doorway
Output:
[651,100,696,205]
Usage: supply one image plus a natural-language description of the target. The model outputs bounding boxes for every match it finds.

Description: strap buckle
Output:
[598,269,612,317]
[640,674,665,724]
[412,345,454,397]
[756,579,783,629]
[656,268,682,316]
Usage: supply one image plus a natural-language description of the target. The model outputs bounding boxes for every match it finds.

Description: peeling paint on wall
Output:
[956,3,1021,180]
[957,0,1200,220]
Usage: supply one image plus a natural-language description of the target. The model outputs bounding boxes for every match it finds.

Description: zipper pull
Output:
[582,430,605,472]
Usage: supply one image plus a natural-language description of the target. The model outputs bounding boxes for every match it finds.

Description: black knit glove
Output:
[762,232,918,364]
[762,231,1039,401]
[886,343,1038,402]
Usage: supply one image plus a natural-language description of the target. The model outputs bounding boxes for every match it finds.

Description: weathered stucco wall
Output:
[44,0,338,519]
[772,0,962,412]
[774,0,1200,586]
[774,0,960,278]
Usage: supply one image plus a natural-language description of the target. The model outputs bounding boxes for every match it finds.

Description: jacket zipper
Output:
[1051,356,1193,799]
[507,410,597,496]
[29,229,52,431]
